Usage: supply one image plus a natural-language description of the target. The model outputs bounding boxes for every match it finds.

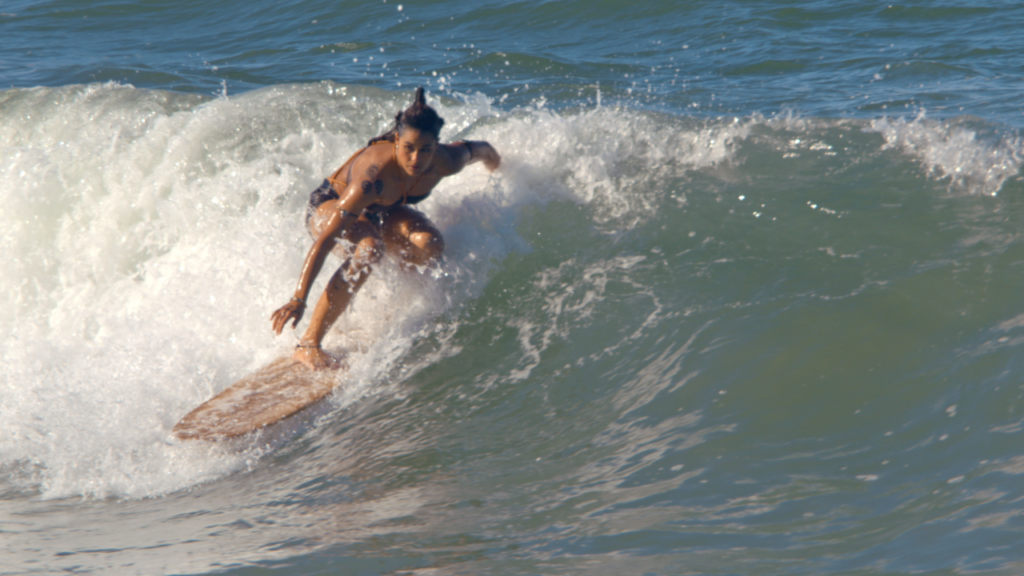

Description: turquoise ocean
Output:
[3,1,1024,574]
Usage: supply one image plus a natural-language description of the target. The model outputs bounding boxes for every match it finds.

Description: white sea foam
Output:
[0,83,486,498]
[479,103,752,227]
[866,112,1023,196]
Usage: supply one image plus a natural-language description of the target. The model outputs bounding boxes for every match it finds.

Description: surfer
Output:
[270,87,501,370]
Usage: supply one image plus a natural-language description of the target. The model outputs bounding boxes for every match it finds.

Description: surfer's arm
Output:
[270,212,355,334]
[271,177,375,334]
[291,208,355,301]
[446,140,501,173]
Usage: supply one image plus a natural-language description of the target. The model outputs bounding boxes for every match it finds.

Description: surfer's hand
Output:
[479,144,500,172]
[270,300,305,334]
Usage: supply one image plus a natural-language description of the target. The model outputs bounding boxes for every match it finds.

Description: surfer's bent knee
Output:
[412,231,445,260]
[383,208,442,251]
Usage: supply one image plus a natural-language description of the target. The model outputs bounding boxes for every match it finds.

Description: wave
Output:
[1,81,1022,499]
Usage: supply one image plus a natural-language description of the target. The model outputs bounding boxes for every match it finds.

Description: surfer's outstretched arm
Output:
[446,140,501,174]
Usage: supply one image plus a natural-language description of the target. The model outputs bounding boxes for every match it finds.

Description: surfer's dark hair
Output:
[368,87,445,145]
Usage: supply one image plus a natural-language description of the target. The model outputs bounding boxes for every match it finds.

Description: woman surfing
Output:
[270,87,501,370]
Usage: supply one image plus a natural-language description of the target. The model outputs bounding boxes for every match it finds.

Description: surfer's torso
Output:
[309,139,449,221]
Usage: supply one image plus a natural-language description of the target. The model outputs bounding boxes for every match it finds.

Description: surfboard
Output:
[173,356,342,441]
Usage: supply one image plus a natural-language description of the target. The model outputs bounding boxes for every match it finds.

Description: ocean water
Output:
[3,1,1024,574]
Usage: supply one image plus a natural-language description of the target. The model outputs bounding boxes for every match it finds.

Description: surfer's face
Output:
[395,128,437,176]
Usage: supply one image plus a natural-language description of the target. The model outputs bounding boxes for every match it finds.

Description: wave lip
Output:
[867,111,1023,196]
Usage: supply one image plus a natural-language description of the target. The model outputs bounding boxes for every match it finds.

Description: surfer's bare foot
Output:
[293,344,339,371]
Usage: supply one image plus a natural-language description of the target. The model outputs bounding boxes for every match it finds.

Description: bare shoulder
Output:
[346,144,395,189]
[349,142,392,177]
[337,145,395,210]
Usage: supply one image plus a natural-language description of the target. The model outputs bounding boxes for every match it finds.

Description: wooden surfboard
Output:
[173,356,342,441]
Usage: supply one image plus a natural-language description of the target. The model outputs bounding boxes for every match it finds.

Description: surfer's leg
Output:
[301,238,379,343]
[382,205,445,269]
[295,211,383,370]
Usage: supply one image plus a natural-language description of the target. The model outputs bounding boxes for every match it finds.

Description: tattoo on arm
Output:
[374,179,384,195]
[366,164,380,178]
[361,180,373,194]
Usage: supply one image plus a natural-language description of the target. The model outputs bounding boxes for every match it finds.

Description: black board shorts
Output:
[306,179,337,224]
[305,179,385,227]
